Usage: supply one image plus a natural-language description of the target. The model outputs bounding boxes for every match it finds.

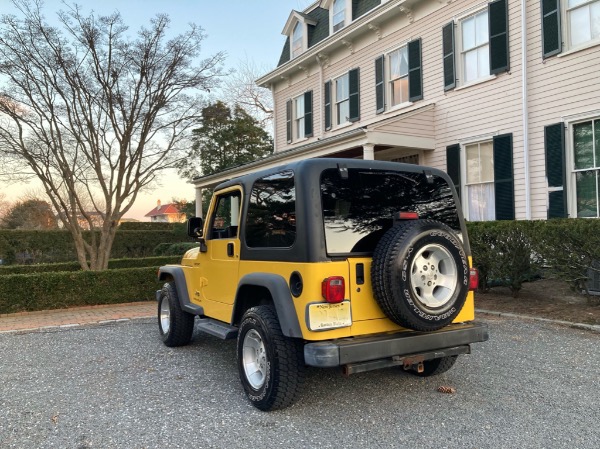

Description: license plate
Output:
[307,301,352,331]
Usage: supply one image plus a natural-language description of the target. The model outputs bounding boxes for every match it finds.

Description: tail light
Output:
[321,276,345,303]
[469,268,479,291]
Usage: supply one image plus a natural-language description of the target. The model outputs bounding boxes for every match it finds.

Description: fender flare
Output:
[157,266,204,316]
[234,273,303,338]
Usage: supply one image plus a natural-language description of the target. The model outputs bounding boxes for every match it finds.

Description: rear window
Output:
[320,168,460,254]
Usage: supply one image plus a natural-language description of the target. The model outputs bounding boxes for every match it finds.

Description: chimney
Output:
[157,199,161,210]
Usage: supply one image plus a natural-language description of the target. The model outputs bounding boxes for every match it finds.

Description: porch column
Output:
[362,143,375,160]
[195,187,203,218]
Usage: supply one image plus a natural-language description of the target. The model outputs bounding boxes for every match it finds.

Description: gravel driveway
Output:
[1,316,599,448]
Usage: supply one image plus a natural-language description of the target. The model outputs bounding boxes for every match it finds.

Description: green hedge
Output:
[0,256,181,276]
[467,219,600,296]
[0,267,162,314]
[119,222,176,231]
[153,242,200,256]
[0,229,186,264]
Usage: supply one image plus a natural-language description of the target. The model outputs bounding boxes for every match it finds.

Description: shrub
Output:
[531,219,600,295]
[0,267,161,314]
[118,222,175,231]
[0,256,181,276]
[153,242,199,256]
[467,221,541,297]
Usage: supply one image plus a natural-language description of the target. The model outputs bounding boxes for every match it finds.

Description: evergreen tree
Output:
[178,101,273,179]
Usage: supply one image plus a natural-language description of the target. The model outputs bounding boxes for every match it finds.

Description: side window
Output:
[209,191,241,239]
[246,171,296,248]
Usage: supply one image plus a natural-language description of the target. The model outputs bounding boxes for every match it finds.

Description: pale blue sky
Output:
[0,0,314,218]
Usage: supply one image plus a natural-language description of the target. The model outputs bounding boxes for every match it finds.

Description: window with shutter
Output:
[442,22,456,90]
[304,91,313,138]
[348,68,360,122]
[541,0,563,58]
[493,134,515,221]
[408,38,423,102]
[545,123,567,218]
[571,118,600,217]
[375,55,385,114]
[324,81,332,130]
[488,0,510,74]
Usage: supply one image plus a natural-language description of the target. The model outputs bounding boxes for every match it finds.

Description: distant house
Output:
[145,200,186,223]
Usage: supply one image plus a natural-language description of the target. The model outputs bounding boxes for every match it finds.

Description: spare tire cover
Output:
[371,219,469,332]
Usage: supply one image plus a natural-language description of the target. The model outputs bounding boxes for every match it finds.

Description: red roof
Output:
[144,203,181,217]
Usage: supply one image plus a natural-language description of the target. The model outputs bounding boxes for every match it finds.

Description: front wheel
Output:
[158,282,195,347]
[237,305,305,411]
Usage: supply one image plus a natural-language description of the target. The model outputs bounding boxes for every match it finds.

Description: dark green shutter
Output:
[324,81,332,131]
[493,134,515,220]
[375,55,385,114]
[488,0,510,74]
[304,90,313,137]
[442,22,456,91]
[408,38,423,102]
[446,144,461,200]
[286,99,292,143]
[545,123,567,218]
[348,68,360,122]
[541,0,562,58]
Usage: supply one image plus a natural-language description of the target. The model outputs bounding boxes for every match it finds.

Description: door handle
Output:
[227,242,234,257]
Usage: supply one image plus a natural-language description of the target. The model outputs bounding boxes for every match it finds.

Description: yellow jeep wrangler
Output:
[156,158,488,411]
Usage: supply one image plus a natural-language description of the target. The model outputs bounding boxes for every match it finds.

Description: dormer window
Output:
[333,0,346,32]
[283,11,317,60]
[292,22,303,58]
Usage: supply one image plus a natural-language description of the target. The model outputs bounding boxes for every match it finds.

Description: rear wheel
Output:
[158,282,195,347]
[237,305,305,411]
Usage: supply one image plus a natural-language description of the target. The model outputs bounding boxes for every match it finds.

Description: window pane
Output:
[389,50,400,79]
[338,100,349,124]
[462,16,475,51]
[576,170,598,217]
[467,183,495,221]
[478,45,490,78]
[399,47,409,76]
[295,96,304,117]
[466,144,480,183]
[475,11,489,46]
[391,78,408,106]
[570,7,592,46]
[592,2,600,39]
[480,141,494,182]
[321,169,460,253]
[336,75,349,100]
[595,120,600,167]
[246,171,296,248]
[568,0,589,8]
[574,122,594,169]
[464,49,478,82]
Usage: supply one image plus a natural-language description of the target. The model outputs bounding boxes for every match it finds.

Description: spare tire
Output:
[371,219,469,332]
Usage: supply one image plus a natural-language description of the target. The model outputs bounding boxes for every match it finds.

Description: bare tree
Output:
[0,0,225,270]
[222,57,273,131]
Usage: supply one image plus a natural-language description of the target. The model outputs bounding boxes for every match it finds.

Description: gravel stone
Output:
[1,316,599,448]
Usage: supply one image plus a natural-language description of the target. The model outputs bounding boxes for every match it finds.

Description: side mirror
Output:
[187,216,204,238]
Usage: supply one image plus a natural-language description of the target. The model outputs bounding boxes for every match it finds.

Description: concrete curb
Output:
[0,315,154,335]
[476,308,600,334]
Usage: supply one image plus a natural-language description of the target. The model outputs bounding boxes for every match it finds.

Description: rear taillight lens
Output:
[469,268,479,291]
[321,276,345,303]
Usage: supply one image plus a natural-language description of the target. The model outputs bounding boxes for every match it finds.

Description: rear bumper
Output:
[304,322,489,368]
